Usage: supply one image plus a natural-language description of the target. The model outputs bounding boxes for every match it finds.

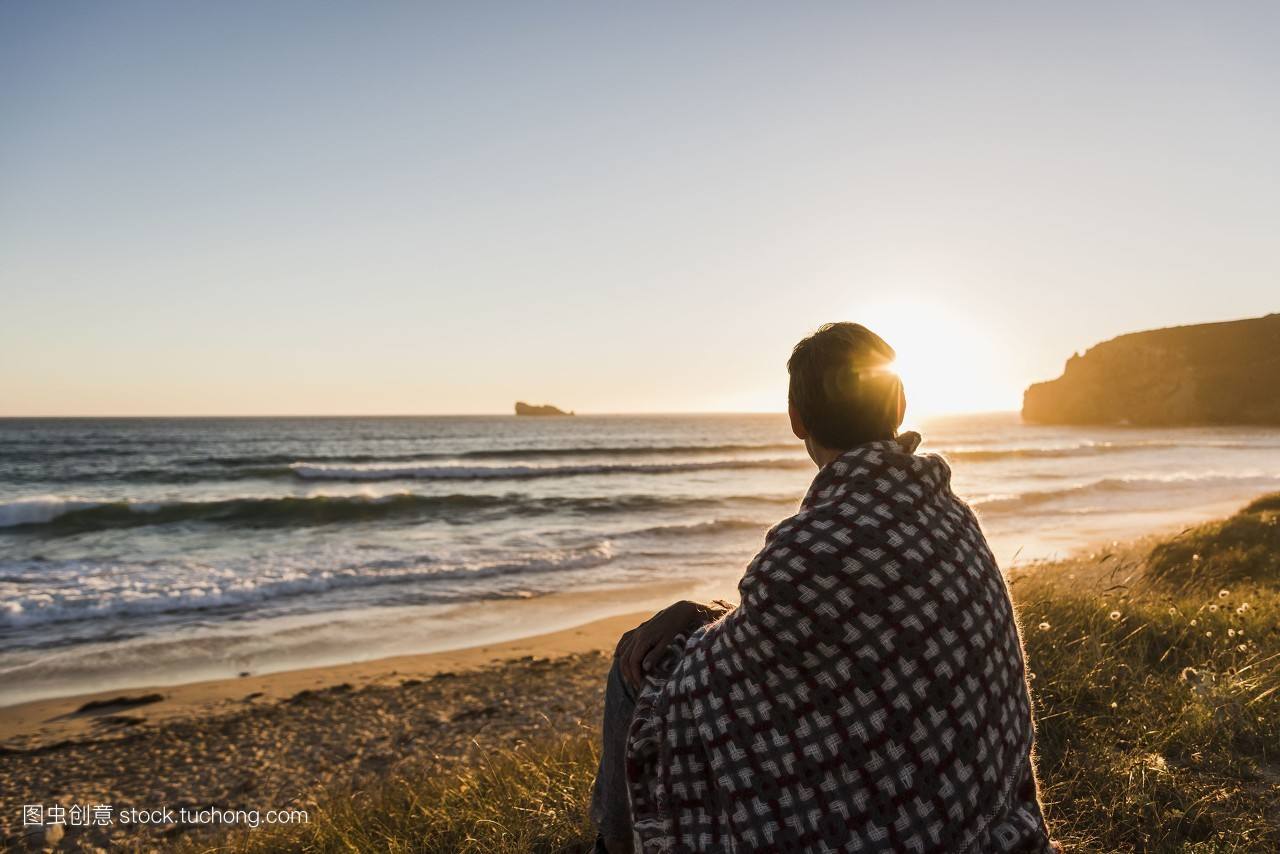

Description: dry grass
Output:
[1145,496,1280,595]
[186,735,600,854]
[190,496,1280,854]
[1015,501,1280,851]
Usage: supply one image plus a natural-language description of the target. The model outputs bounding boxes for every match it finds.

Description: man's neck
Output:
[807,441,845,469]
[808,433,899,469]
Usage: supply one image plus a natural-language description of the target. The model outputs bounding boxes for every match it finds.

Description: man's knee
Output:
[606,655,637,707]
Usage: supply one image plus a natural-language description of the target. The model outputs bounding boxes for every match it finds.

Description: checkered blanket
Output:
[625,433,1053,853]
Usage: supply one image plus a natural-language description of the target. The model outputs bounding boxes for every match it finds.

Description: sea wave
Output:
[288,457,809,481]
[614,517,766,539]
[0,497,121,528]
[972,472,1280,514]
[23,438,1272,487]
[0,543,617,630]
[0,492,799,535]
[940,442,1178,462]
[21,442,804,469]
[12,446,810,485]
[452,442,802,460]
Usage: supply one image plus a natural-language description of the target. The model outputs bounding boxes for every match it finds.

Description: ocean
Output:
[3,412,1279,705]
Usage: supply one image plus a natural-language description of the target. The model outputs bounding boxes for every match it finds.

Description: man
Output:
[591,322,1053,853]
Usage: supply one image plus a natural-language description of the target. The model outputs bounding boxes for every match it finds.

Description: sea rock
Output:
[514,401,573,416]
[1022,314,1280,425]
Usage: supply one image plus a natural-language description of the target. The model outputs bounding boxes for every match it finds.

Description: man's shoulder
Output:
[763,504,827,548]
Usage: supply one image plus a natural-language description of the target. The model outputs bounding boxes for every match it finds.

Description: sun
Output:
[716,298,1022,415]
[848,298,1019,419]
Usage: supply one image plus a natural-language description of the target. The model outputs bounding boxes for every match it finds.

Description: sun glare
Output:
[721,300,1021,416]
[851,298,1018,419]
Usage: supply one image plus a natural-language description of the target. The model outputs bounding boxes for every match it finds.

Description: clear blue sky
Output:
[2,2,1277,415]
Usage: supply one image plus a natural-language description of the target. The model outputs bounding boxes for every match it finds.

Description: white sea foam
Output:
[616,518,765,539]
[0,542,615,630]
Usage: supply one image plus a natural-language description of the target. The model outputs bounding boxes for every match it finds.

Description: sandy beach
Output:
[0,610,648,748]
[1,608,645,851]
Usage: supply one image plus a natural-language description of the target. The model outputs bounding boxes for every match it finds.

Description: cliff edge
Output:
[1022,313,1280,425]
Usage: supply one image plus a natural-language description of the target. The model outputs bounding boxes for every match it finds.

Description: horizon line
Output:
[0,409,1022,419]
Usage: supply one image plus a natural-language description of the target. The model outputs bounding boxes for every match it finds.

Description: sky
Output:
[2,2,1278,417]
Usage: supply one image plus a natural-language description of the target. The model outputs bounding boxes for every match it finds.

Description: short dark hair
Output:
[787,322,906,450]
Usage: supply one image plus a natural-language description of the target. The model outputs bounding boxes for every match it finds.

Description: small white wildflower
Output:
[1218,589,1229,598]
[1038,622,1051,631]
[1209,604,1219,613]
[1109,610,1122,621]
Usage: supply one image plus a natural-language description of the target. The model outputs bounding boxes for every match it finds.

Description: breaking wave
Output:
[288,457,808,481]
[0,492,799,536]
[14,447,810,485]
[940,442,1177,462]
[0,543,618,630]
[972,472,1280,514]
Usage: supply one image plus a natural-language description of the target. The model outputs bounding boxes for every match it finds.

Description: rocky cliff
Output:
[1022,314,1280,425]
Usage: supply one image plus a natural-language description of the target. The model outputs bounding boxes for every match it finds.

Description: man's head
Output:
[787,322,906,461]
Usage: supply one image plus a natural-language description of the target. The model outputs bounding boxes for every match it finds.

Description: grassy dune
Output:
[1017,497,1280,852]
[196,496,1280,854]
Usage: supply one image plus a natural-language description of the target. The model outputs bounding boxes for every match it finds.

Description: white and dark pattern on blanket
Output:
[625,433,1053,853]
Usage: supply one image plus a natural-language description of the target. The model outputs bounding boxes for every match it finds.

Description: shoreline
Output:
[0,603,663,750]
[0,576,716,712]
[1,495,1247,742]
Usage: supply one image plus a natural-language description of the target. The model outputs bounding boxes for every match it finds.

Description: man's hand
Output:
[614,600,703,691]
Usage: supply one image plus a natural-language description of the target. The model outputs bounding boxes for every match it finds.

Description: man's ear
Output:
[788,402,808,441]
